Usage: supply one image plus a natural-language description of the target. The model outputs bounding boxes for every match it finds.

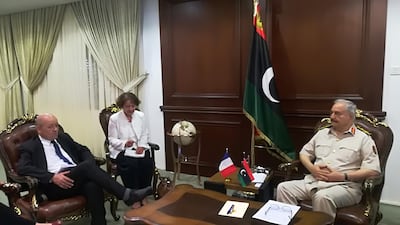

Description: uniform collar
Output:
[329,124,356,137]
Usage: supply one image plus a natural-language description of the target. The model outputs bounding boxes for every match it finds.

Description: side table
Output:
[169,132,202,185]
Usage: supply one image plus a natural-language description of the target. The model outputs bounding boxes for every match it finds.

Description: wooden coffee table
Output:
[124,184,331,225]
[204,169,273,201]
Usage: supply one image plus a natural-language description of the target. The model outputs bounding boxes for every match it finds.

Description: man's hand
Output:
[52,171,74,189]
[300,154,344,182]
[312,166,346,182]
[311,164,331,181]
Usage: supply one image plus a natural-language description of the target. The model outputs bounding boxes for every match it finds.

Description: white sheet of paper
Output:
[124,148,145,158]
[252,200,300,225]
[254,183,262,188]
[218,200,249,218]
[252,172,267,183]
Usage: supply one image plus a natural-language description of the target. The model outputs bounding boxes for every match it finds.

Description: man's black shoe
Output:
[124,186,153,206]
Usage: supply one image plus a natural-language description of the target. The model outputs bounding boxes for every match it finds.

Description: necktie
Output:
[51,140,73,165]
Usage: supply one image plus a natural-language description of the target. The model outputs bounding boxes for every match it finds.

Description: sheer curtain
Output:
[71,0,146,94]
[3,0,145,156]
[0,15,22,127]
[11,6,66,113]
[34,7,120,157]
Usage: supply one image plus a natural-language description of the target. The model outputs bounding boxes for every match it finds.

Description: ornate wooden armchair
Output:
[0,182,26,216]
[0,114,90,222]
[98,104,161,201]
[278,110,394,225]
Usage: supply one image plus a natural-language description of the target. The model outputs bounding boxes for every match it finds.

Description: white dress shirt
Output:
[39,136,76,173]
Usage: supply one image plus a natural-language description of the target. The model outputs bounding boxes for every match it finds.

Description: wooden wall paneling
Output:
[268,0,387,161]
[159,0,248,107]
[269,0,387,111]
[163,108,252,176]
[159,0,254,176]
[159,0,387,176]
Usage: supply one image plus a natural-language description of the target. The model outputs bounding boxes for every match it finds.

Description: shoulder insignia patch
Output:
[351,127,356,135]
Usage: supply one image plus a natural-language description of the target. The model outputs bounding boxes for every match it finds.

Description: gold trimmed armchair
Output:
[98,104,161,204]
[0,114,107,222]
[277,110,394,225]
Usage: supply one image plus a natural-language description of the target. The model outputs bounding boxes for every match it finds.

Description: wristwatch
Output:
[344,172,349,181]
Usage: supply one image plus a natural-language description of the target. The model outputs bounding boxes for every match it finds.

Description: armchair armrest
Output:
[0,182,34,220]
[7,171,38,190]
[94,156,106,166]
[278,160,300,171]
[3,173,39,216]
[362,174,384,219]
[0,182,21,195]
[278,160,301,181]
[148,142,160,151]
[363,174,383,191]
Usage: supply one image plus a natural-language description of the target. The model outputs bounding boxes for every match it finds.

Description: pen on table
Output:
[227,204,235,214]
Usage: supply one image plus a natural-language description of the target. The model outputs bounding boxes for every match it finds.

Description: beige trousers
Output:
[276,179,362,223]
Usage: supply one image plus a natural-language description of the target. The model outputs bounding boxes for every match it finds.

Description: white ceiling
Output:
[0,0,81,16]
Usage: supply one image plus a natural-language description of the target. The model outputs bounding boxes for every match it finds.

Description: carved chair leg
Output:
[105,176,120,221]
[109,197,120,221]
[104,191,120,221]
[153,168,160,199]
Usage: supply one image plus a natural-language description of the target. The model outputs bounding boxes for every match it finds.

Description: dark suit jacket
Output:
[17,132,95,184]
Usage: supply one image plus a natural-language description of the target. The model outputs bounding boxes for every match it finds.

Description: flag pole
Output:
[250,124,255,168]
[243,0,295,162]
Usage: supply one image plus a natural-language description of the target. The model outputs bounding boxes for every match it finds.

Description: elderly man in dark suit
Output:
[17,113,152,225]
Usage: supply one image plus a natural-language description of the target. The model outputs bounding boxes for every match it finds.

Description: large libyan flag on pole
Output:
[243,0,295,161]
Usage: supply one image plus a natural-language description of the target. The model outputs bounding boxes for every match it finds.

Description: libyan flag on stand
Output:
[238,159,254,187]
[243,0,295,161]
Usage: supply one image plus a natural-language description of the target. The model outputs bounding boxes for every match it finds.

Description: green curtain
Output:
[10,5,66,113]
[71,0,146,93]
[0,15,23,124]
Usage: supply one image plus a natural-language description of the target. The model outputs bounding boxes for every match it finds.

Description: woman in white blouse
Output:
[108,92,154,208]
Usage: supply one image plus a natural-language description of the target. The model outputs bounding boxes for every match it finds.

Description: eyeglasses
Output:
[264,204,293,219]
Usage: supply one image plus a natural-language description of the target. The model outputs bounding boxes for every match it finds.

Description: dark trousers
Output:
[39,161,126,225]
[116,150,155,189]
[1,202,34,225]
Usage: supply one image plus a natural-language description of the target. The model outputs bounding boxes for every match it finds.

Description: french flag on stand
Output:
[219,151,236,178]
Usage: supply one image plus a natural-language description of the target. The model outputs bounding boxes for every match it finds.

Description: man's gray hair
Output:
[334,99,357,120]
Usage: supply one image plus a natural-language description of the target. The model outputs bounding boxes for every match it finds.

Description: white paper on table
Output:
[252,200,300,225]
[218,200,249,218]
[254,183,262,188]
[252,172,267,183]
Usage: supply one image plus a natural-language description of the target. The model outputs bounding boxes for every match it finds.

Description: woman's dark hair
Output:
[116,92,141,108]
